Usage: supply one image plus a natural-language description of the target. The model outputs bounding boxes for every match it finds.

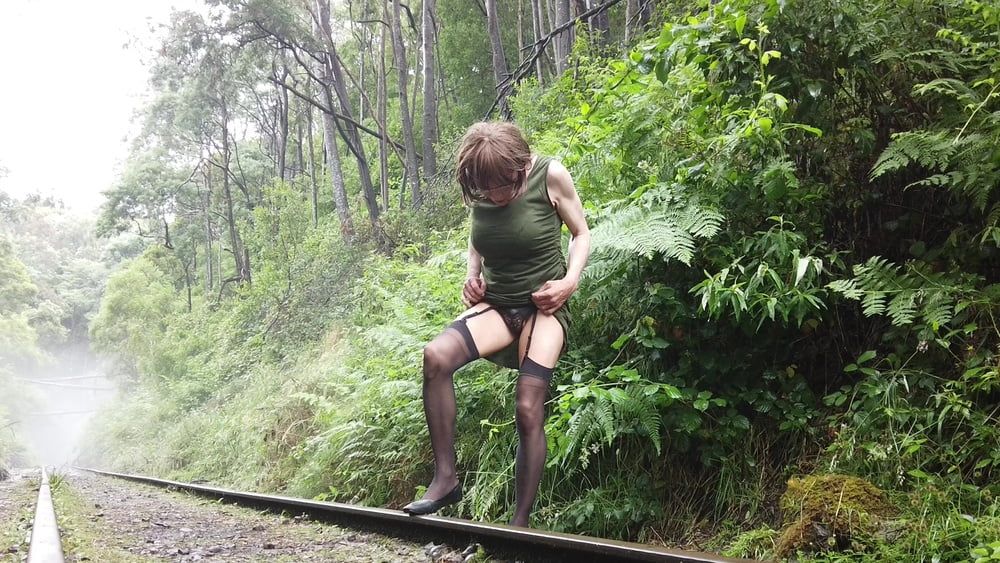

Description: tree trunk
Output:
[554,0,571,74]
[377,15,390,210]
[295,110,305,180]
[486,0,510,115]
[391,0,421,208]
[306,102,319,227]
[202,163,214,292]
[320,87,354,240]
[375,16,389,214]
[625,0,639,43]
[315,0,380,226]
[530,0,545,82]
[220,104,250,284]
[182,253,193,312]
[517,0,525,69]
[276,65,290,180]
[356,2,366,123]
[421,0,438,179]
[625,0,651,44]
[587,0,611,46]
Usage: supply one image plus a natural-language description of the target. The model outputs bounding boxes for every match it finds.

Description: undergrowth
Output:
[82,0,1000,560]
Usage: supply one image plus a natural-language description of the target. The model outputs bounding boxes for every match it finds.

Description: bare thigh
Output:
[455,303,517,359]
[517,312,565,369]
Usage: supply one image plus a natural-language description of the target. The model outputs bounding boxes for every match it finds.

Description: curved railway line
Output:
[19,465,751,562]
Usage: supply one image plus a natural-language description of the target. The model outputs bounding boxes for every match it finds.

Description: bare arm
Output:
[463,237,486,307]
[531,160,591,314]
[467,237,482,279]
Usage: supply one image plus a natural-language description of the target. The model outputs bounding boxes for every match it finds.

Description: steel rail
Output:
[27,467,65,563]
[76,467,750,563]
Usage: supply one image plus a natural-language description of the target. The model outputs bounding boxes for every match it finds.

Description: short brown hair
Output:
[456,121,531,204]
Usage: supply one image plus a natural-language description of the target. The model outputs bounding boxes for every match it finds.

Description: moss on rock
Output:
[775,474,894,558]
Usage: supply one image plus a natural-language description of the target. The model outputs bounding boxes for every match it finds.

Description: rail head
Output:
[76,466,754,563]
[28,466,65,563]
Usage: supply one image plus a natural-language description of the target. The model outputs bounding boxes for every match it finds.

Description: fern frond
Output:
[887,292,918,326]
[827,256,977,331]
[590,184,723,267]
[871,131,958,178]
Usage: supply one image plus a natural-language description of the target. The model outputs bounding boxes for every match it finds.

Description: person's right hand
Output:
[462,276,486,308]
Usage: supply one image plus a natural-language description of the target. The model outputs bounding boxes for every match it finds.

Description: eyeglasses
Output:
[473,171,525,196]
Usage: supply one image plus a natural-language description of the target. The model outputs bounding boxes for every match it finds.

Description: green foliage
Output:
[81,0,1000,559]
[724,526,779,560]
[549,365,678,471]
[589,183,723,266]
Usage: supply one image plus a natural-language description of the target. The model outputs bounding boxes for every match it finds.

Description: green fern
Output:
[557,383,666,473]
[981,203,1000,246]
[609,387,663,455]
[589,184,723,267]
[828,256,976,330]
[871,131,958,178]
[871,70,1000,210]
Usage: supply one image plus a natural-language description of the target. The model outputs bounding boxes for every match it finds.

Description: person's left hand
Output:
[531,278,578,315]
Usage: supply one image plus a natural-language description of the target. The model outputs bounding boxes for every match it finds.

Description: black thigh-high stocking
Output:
[420,320,480,500]
[511,374,550,527]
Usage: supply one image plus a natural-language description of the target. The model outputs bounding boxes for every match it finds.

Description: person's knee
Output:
[515,395,544,432]
[422,342,451,379]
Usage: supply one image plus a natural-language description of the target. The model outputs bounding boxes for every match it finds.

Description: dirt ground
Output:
[0,470,37,561]
[42,470,489,562]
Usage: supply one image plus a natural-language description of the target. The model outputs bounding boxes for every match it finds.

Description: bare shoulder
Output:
[544,159,575,205]
[545,159,572,189]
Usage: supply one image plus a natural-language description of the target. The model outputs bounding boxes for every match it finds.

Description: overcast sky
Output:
[0,0,200,212]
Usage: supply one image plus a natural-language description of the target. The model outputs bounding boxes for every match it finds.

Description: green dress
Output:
[470,155,571,369]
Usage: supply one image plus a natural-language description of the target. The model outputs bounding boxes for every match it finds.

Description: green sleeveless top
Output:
[470,155,571,369]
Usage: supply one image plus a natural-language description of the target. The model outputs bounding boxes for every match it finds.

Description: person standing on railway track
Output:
[402,121,591,527]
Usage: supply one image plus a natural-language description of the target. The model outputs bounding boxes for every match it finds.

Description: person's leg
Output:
[418,303,515,502]
[510,312,564,527]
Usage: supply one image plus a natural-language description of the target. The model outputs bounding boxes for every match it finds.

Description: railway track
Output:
[26,467,65,563]
[71,466,749,563]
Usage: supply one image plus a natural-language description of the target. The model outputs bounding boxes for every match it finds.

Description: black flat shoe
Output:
[402,484,462,515]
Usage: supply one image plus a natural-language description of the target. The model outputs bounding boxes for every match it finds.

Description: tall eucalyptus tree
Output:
[377,9,391,209]
[130,10,255,285]
[530,0,546,81]
[485,0,509,116]
[554,0,571,73]
[311,0,380,226]
[422,0,439,179]
[390,0,421,207]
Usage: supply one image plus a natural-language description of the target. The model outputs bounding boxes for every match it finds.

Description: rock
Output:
[263,542,276,550]
[428,544,450,560]
[775,474,894,558]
